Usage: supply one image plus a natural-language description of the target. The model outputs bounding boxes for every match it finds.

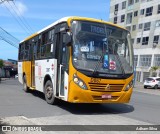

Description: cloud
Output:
[15,1,27,16]
[1,1,27,16]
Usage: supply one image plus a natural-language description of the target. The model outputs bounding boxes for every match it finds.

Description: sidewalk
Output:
[133,82,160,96]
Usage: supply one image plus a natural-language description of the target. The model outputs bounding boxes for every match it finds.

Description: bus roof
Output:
[21,16,127,43]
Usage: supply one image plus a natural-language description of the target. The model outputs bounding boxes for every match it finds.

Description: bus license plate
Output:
[102,94,112,99]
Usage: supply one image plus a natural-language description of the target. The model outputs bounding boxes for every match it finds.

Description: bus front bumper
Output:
[68,81,133,103]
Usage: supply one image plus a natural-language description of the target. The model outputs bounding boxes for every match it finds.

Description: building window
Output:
[158,5,160,14]
[115,4,119,11]
[139,23,143,29]
[131,38,135,44]
[132,25,136,31]
[144,22,151,31]
[153,35,159,44]
[145,7,153,16]
[140,55,152,67]
[134,55,138,67]
[137,38,141,43]
[122,1,126,9]
[140,9,145,15]
[126,12,132,24]
[156,20,160,27]
[121,14,125,22]
[135,0,139,3]
[154,55,160,66]
[142,37,149,45]
[128,0,134,6]
[114,17,117,24]
[134,11,138,17]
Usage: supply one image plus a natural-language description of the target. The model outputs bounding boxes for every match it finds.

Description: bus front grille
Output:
[88,83,124,92]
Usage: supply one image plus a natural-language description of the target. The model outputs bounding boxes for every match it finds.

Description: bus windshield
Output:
[71,21,133,77]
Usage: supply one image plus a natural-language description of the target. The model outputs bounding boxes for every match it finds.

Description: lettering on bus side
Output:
[38,66,41,76]
[90,78,101,83]
[46,68,50,72]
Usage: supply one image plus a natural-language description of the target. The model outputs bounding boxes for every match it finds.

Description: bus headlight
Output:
[125,81,133,91]
[73,74,88,90]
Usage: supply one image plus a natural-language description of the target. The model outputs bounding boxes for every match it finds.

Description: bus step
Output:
[30,87,36,90]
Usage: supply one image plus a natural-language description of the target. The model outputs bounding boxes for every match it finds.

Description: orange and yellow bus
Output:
[18,16,134,104]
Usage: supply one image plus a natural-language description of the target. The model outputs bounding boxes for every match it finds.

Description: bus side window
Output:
[24,41,30,60]
[20,43,25,60]
[46,43,52,57]
[19,44,23,61]
[37,35,41,59]
[41,45,46,58]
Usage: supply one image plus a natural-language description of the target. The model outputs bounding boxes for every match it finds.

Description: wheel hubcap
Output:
[46,86,53,99]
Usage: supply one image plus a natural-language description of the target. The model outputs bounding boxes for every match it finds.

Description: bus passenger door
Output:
[56,33,69,99]
[31,41,37,87]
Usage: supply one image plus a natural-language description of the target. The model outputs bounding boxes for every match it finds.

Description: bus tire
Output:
[44,80,57,105]
[23,75,29,92]
[154,85,158,89]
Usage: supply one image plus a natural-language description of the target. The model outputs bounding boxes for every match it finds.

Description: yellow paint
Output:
[66,17,132,103]
[22,61,32,87]
[23,33,38,42]
[67,48,133,103]
[67,16,127,30]
[20,16,132,103]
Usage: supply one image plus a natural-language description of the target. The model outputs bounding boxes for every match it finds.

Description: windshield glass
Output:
[71,21,133,77]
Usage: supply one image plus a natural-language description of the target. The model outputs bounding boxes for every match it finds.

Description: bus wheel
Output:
[23,75,29,92]
[44,80,56,105]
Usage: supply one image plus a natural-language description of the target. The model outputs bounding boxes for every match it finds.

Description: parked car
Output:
[144,77,160,89]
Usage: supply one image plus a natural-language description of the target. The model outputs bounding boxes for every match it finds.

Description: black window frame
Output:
[139,23,143,29]
[142,37,149,45]
[144,22,151,31]
[115,4,119,11]
[121,14,125,22]
[137,38,141,43]
[134,11,138,17]
[114,17,117,24]
[145,6,153,17]
[140,9,145,15]
[132,25,136,31]
[122,1,126,9]
[153,35,159,44]
[158,5,160,14]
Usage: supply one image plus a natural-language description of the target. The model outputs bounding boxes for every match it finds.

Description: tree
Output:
[150,66,160,77]
[0,59,4,68]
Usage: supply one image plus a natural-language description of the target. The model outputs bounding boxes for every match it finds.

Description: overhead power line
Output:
[0,27,19,48]
[0,0,13,4]
[12,1,34,32]
[0,0,34,35]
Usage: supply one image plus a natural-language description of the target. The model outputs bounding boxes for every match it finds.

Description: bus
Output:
[18,16,134,104]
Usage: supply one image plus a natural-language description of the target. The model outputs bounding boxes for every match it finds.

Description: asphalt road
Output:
[0,79,160,124]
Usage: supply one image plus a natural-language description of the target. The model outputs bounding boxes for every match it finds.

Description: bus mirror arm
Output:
[63,32,72,46]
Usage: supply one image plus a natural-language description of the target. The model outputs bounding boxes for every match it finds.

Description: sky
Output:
[0,0,110,60]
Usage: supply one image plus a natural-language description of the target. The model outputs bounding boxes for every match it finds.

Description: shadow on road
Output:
[57,101,134,115]
[27,90,134,115]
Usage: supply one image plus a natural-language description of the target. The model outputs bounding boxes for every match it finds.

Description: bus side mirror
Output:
[63,32,72,46]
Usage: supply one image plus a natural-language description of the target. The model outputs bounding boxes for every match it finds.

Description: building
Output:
[109,0,160,82]
[0,59,17,78]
